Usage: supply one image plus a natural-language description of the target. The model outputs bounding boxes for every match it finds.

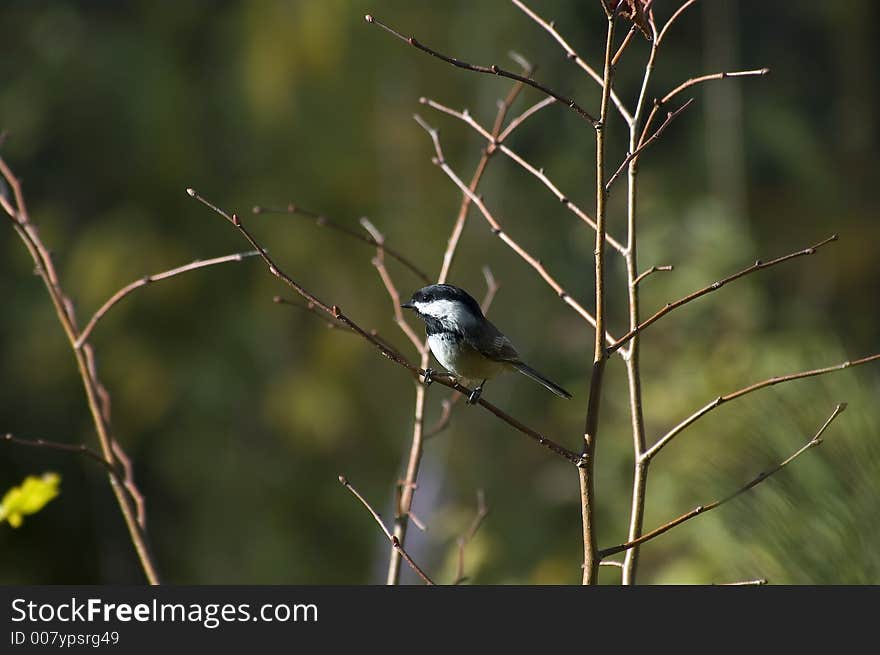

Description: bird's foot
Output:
[422,368,435,387]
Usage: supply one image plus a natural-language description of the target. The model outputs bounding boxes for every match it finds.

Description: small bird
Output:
[401,283,572,404]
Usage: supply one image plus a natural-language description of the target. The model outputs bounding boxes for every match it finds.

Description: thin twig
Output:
[273,295,403,358]
[619,3,662,583]
[338,475,435,585]
[360,217,425,353]
[453,489,490,585]
[611,25,639,67]
[111,440,146,529]
[497,96,556,143]
[632,265,673,287]
[3,433,114,472]
[608,235,839,355]
[656,0,699,45]
[253,203,430,283]
[599,403,847,559]
[640,68,770,146]
[273,296,347,330]
[420,96,627,255]
[424,398,455,439]
[579,13,618,586]
[509,0,633,125]
[74,252,259,348]
[645,355,879,461]
[605,98,694,191]
[364,14,600,127]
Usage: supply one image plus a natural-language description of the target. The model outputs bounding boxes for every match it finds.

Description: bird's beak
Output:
[401,301,414,310]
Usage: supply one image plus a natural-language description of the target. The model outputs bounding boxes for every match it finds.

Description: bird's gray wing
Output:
[463,318,521,363]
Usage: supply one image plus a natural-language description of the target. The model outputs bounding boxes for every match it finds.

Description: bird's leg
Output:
[421,367,435,387]
[467,380,486,405]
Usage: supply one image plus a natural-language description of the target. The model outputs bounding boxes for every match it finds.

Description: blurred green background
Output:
[1,0,878,585]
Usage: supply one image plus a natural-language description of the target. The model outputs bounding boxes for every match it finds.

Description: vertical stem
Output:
[387,379,427,585]
[7,215,160,585]
[620,38,659,585]
[579,14,616,585]
[385,80,527,584]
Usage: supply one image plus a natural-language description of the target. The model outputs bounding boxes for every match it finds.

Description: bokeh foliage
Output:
[1,1,878,584]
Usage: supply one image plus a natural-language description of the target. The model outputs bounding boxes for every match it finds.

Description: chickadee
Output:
[402,283,572,404]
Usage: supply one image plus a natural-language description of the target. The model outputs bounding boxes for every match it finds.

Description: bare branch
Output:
[3,433,114,472]
[579,13,618,586]
[425,398,455,440]
[421,96,627,255]
[111,440,146,529]
[497,96,556,143]
[657,0,699,45]
[360,217,425,353]
[338,475,435,585]
[609,235,839,355]
[273,296,348,331]
[605,98,694,191]
[641,68,770,146]
[646,352,879,460]
[509,0,633,125]
[663,68,771,107]
[611,25,639,67]
[480,266,500,313]
[74,251,259,348]
[599,403,847,559]
[364,14,600,127]
[632,264,673,287]
[273,293,411,358]
[252,203,430,284]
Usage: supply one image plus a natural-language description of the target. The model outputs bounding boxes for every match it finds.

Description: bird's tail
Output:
[512,362,572,399]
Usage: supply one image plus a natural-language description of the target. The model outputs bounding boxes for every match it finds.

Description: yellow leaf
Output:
[0,473,61,528]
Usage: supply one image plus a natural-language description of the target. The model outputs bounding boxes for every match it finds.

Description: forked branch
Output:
[509,0,633,124]
[608,235,840,355]
[75,251,259,348]
[420,96,627,255]
[599,403,847,559]
[640,68,770,145]
[645,355,880,461]
[605,98,694,191]
[1,155,159,584]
